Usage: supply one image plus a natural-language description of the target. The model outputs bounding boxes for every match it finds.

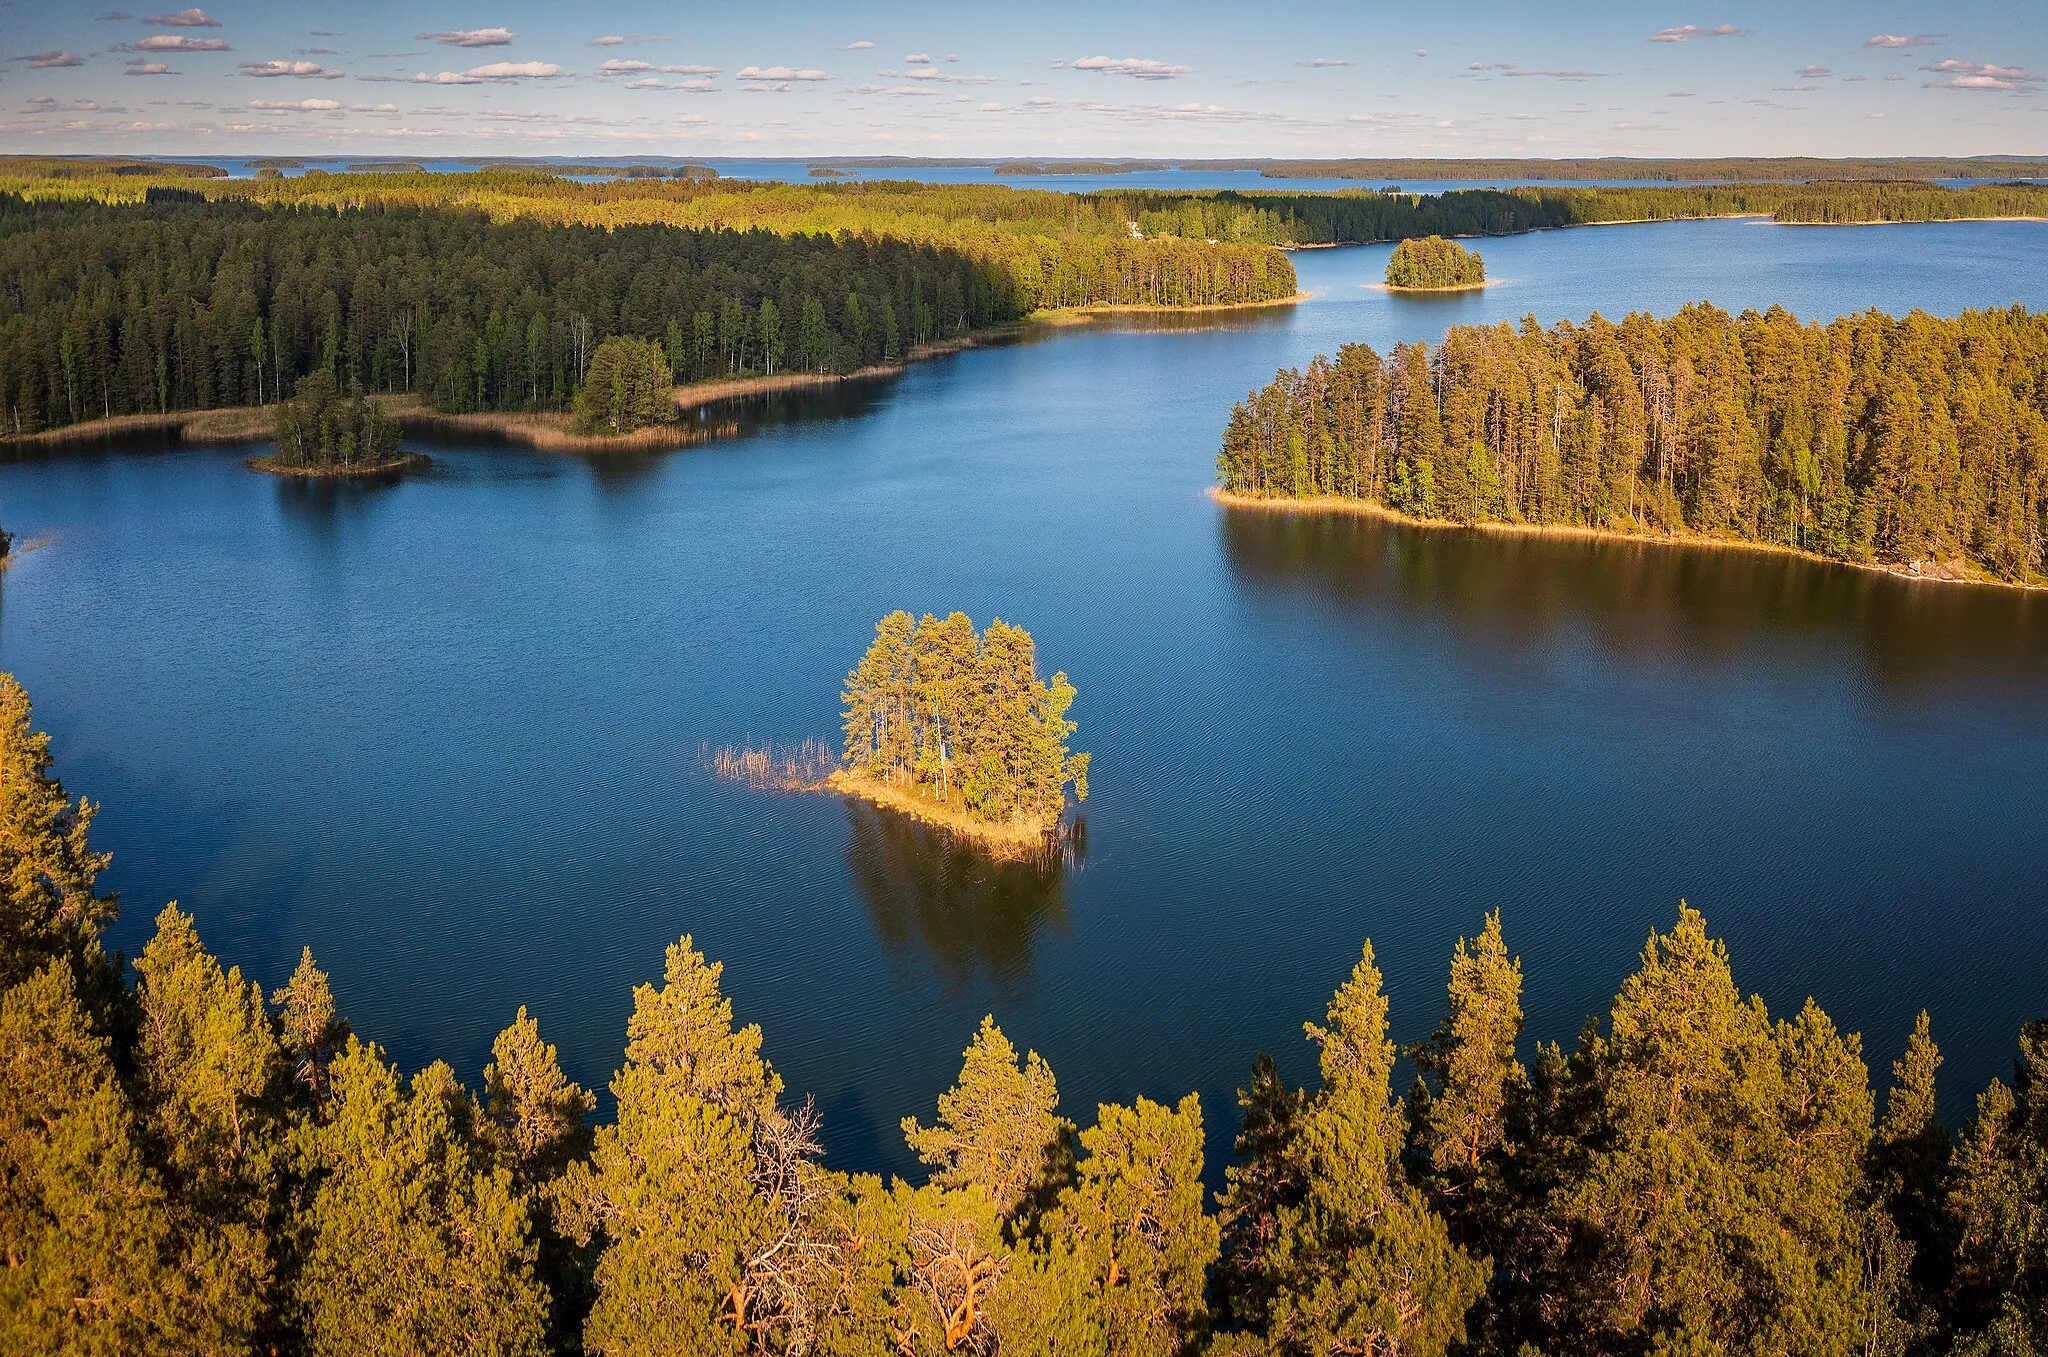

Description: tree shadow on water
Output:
[844,799,1081,1002]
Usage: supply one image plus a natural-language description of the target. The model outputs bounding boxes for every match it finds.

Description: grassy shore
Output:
[1209,488,2040,591]
[826,770,1057,857]
[245,452,430,478]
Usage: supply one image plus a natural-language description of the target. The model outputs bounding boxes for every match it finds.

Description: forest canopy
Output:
[840,611,1089,831]
[1217,303,2048,583]
[5,668,2048,1356]
[1385,236,1485,289]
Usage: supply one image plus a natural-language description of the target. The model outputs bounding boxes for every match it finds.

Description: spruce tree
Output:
[903,1015,1074,1222]
[1215,1052,1307,1330]
[1945,1022,2048,1353]
[271,945,346,1107]
[1265,943,1487,1357]
[1871,1013,1954,1329]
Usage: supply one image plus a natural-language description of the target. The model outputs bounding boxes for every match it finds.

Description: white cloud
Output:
[249,97,343,111]
[1059,55,1190,80]
[624,78,660,88]
[1921,60,2043,92]
[839,40,874,51]
[1414,49,1429,57]
[737,64,829,81]
[1648,24,1748,42]
[590,36,626,47]
[904,52,932,64]
[1866,34,1943,49]
[418,28,514,48]
[1298,58,1355,68]
[850,84,941,97]
[589,34,663,47]
[878,66,995,85]
[1794,64,1832,78]
[123,60,175,75]
[241,59,343,78]
[29,51,87,68]
[132,35,229,51]
[143,7,219,26]
[410,61,565,84]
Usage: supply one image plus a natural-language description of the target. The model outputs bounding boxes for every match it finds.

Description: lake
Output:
[2,216,2045,1179]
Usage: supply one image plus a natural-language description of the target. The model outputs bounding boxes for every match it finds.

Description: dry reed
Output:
[704,738,841,792]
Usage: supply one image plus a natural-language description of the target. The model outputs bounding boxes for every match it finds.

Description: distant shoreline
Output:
[245,452,429,478]
[1208,487,2044,592]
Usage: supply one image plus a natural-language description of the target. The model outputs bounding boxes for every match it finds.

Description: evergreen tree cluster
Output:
[841,611,1091,828]
[1217,303,2048,582]
[1385,237,1486,290]
[268,368,404,470]
[0,195,1033,437]
[3,671,2048,1354]
[570,337,675,436]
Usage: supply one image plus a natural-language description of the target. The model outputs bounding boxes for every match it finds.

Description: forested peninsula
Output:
[1217,304,2048,585]
[5,670,2048,1357]
[0,178,1296,443]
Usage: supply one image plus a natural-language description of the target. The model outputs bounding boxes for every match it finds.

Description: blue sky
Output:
[4,1,2043,158]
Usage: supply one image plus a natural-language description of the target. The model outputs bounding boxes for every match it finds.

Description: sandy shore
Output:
[826,769,1058,858]
[1209,487,2041,592]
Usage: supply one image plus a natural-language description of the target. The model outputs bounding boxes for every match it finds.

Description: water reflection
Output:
[1220,506,2048,697]
[844,799,1079,999]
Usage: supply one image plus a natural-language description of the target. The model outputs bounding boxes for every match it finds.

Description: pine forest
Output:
[1217,303,2048,583]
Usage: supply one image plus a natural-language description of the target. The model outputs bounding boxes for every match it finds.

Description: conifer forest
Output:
[3,671,2045,1357]
[1217,304,2048,582]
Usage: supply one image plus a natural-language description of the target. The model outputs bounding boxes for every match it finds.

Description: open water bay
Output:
[2,217,2045,1177]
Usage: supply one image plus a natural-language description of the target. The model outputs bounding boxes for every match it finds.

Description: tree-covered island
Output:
[1385,235,1486,290]
[247,370,420,477]
[837,610,1089,850]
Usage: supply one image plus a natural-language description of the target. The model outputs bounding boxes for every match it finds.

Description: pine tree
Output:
[271,945,346,1107]
[554,936,834,1356]
[0,673,115,990]
[291,1037,550,1357]
[1871,1013,1954,1325]
[1265,943,1487,1357]
[903,1015,1074,1222]
[1045,1093,1219,1356]
[1945,1021,2048,1353]
[484,1005,596,1185]
[0,958,258,1354]
[1409,910,1527,1241]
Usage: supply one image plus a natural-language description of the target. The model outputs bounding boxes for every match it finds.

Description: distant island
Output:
[995,161,1166,176]
[1216,303,2048,587]
[247,371,422,478]
[808,166,854,179]
[834,611,1089,850]
[1385,235,1486,290]
[346,162,426,174]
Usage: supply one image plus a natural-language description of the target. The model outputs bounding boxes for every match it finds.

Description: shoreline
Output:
[245,451,429,478]
[1208,488,2043,592]
[826,769,1058,858]
[1378,279,1494,293]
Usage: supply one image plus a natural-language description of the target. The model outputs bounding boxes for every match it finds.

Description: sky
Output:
[3,0,2044,160]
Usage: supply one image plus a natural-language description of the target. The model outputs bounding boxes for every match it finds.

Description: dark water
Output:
[3,217,2046,1179]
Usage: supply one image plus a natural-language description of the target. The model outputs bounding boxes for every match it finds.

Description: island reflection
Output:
[844,799,1080,999]
[1220,505,2048,697]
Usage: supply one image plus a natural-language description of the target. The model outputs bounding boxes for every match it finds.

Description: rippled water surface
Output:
[3,218,2046,1176]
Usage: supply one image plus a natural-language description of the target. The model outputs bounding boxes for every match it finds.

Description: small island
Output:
[1385,234,1486,290]
[834,611,1090,851]
[246,371,423,477]
[572,336,676,436]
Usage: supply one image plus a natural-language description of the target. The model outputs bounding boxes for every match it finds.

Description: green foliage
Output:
[291,1036,550,1357]
[904,1015,1074,1221]
[270,367,403,470]
[1263,943,1489,1357]
[1219,303,2048,582]
[1386,235,1485,288]
[571,336,673,436]
[842,611,1090,827]
[0,673,114,990]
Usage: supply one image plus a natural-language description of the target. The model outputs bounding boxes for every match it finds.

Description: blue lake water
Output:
[2,216,2045,1178]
